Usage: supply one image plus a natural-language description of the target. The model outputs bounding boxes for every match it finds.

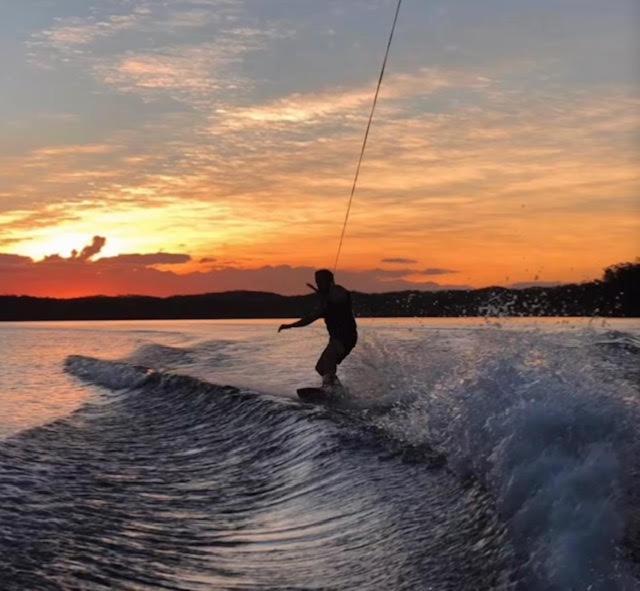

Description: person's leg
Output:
[336,335,357,366]
[315,339,345,386]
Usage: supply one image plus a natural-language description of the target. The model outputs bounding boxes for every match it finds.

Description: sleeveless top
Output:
[322,288,357,345]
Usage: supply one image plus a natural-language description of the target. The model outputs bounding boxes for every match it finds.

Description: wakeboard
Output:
[297,387,330,404]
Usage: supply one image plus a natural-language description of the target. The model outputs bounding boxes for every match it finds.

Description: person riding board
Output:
[278,269,357,391]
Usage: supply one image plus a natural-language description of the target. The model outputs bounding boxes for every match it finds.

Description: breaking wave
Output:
[369,327,640,590]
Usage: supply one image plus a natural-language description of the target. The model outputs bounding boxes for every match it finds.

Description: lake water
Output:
[1,318,639,590]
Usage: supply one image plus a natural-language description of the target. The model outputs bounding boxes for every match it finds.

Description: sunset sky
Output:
[1,0,638,297]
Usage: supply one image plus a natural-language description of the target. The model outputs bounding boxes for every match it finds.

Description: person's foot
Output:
[322,373,336,387]
[322,375,344,398]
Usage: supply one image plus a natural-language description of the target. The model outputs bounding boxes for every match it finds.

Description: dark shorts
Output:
[334,333,357,363]
[316,334,357,376]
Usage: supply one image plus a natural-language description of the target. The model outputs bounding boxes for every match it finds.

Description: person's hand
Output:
[278,324,289,333]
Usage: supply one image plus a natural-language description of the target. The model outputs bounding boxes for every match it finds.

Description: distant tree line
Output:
[0,262,637,321]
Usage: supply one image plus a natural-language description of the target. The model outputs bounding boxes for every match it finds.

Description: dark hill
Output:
[0,261,637,321]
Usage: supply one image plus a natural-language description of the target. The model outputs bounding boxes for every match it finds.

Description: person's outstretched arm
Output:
[278,308,322,332]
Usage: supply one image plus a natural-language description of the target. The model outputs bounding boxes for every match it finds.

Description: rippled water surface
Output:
[1,318,639,590]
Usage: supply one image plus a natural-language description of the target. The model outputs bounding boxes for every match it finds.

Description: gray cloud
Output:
[377,263,458,276]
[381,257,418,264]
[98,253,191,265]
[74,235,106,261]
[419,268,458,276]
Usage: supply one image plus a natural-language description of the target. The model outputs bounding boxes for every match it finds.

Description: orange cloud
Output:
[0,246,469,298]
[3,31,638,291]
[222,68,491,128]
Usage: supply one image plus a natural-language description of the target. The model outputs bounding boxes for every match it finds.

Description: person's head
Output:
[315,269,334,293]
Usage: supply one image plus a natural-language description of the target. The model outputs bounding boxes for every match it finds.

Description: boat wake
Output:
[1,324,639,590]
